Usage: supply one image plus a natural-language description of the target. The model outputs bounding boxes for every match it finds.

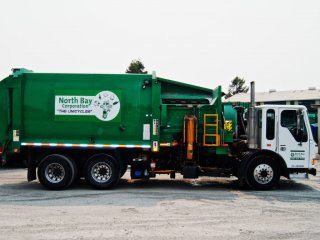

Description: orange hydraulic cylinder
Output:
[184,116,197,160]
[186,116,196,160]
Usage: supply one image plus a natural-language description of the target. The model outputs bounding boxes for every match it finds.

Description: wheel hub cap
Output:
[45,163,65,183]
[91,162,112,183]
[253,163,274,184]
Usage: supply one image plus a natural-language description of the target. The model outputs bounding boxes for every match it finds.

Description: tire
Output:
[245,155,280,190]
[38,154,75,190]
[65,157,78,188]
[85,156,119,190]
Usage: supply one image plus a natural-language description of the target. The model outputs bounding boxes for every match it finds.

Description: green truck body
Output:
[0,69,227,157]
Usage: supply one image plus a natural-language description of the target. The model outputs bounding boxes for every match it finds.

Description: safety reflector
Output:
[160,143,171,147]
[159,142,179,147]
[152,141,159,152]
[21,142,151,149]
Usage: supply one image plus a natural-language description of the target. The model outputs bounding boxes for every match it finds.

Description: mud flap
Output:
[27,154,37,182]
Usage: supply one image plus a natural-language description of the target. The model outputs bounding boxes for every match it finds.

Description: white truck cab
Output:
[234,82,316,190]
[256,105,317,175]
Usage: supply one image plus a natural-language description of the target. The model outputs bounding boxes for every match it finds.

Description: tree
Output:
[126,59,148,74]
[225,77,249,99]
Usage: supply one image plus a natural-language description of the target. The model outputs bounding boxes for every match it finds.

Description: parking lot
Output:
[1,168,320,240]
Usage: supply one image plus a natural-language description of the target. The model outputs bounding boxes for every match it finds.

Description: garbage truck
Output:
[0,69,317,190]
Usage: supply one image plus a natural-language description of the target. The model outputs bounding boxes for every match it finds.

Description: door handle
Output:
[280,146,286,151]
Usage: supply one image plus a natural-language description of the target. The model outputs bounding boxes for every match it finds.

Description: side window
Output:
[281,110,308,142]
[266,109,275,140]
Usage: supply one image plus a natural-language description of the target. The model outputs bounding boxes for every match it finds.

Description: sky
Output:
[0,0,319,92]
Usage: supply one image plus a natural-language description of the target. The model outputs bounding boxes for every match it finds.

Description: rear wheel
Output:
[66,157,77,188]
[245,155,280,190]
[85,156,119,189]
[38,154,75,190]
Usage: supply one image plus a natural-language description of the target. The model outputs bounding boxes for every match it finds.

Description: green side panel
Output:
[12,75,23,151]
[0,75,21,154]
[0,79,9,147]
[158,78,224,152]
[159,77,214,103]
[160,105,221,144]
[20,73,153,145]
[151,79,161,150]
[160,106,195,143]
[223,103,237,143]
[216,146,229,155]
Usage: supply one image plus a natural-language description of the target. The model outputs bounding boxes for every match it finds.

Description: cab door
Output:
[261,108,277,152]
[277,108,309,168]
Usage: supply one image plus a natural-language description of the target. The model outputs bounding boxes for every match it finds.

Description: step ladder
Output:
[203,114,220,146]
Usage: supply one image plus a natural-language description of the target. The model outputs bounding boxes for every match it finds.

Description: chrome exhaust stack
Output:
[247,81,258,149]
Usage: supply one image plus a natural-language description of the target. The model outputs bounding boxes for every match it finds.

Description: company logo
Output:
[55,90,120,121]
[224,120,233,132]
[290,151,305,161]
[93,91,120,121]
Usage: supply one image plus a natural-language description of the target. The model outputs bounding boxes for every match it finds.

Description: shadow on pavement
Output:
[0,176,318,192]
[0,175,319,207]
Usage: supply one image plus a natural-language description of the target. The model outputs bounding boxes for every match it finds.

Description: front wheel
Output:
[245,155,280,190]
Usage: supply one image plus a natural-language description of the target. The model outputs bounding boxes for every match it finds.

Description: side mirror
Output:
[296,110,305,145]
[297,110,302,130]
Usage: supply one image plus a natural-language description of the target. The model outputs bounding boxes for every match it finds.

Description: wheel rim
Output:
[45,163,65,183]
[253,163,274,184]
[91,162,112,183]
